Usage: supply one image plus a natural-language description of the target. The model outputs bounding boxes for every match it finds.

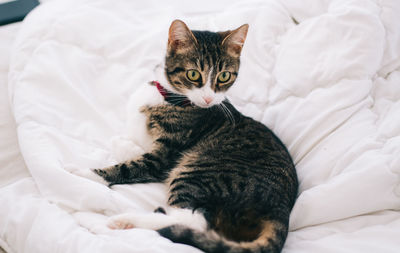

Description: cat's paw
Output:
[69,167,109,185]
[107,214,136,230]
[107,212,173,230]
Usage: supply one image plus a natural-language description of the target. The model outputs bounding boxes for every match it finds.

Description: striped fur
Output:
[94,20,298,253]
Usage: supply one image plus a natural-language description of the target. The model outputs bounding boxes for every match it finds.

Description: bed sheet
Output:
[1,0,400,252]
[0,22,32,252]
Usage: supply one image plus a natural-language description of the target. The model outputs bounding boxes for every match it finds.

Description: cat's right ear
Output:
[168,20,197,53]
[221,24,249,57]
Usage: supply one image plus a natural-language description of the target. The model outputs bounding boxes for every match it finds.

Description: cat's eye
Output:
[217,71,231,83]
[187,70,201,82]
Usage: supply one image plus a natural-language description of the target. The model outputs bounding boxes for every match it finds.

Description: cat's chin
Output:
[192,102,221,109]
[188,96,225,108]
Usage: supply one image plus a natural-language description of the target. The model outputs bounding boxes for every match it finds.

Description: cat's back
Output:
[196,102,294,168]
[172,102,298,216]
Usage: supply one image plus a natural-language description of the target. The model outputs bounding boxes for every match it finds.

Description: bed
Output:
[1,0,400,252]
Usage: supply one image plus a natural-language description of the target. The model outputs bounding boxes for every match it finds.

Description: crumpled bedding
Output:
[1,0,400,252]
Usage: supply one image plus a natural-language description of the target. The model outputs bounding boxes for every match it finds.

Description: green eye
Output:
[187,70,201,81]
[217,71,231,83]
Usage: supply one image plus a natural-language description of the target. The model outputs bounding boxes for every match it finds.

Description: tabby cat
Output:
[88,20,298,253]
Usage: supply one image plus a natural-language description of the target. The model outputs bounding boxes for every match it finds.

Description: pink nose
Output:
[203,96,213,105]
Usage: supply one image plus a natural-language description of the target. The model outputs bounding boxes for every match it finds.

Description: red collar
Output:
[151,81,191,107]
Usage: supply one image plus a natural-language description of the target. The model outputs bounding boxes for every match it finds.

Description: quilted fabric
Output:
[1,0,400,252]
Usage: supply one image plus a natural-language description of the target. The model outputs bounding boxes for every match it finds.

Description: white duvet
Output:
[1,0,400,252]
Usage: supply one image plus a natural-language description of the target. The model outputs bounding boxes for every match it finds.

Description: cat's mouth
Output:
[185,90,225,109]
[153,81,224,108]
[189,99,219,108]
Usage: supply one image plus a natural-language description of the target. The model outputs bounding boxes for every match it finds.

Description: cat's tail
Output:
[157,219,287,253]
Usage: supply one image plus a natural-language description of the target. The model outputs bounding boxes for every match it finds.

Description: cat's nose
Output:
[203,96,213,105]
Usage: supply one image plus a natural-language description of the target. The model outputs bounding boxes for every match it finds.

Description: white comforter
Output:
[1,0,400,252]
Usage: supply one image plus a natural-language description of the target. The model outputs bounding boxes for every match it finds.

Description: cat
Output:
[84,20,298,253]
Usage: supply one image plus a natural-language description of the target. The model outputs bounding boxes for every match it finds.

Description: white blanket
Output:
[1,0,400,252]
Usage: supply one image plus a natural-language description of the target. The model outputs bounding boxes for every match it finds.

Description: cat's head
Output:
[164,20,248,108]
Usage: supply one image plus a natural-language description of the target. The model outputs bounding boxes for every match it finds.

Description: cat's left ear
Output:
[221,24,249,57]
[168,19,197,54]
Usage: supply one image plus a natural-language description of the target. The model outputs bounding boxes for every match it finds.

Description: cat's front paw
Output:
[69,167,109,186]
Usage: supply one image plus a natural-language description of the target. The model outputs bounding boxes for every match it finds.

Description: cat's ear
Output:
[168,20,197,53]
[221,24,249,57]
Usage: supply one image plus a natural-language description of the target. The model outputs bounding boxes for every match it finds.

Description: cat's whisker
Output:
[163,94,186,98]
[167,98,188,106]
[166,95,186,98]
[216,104,224,116]
[167,98,185,102]
[218,104,230,123]
[164,95,189,104]
[218,104,232,125]
[220,103,235,125]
